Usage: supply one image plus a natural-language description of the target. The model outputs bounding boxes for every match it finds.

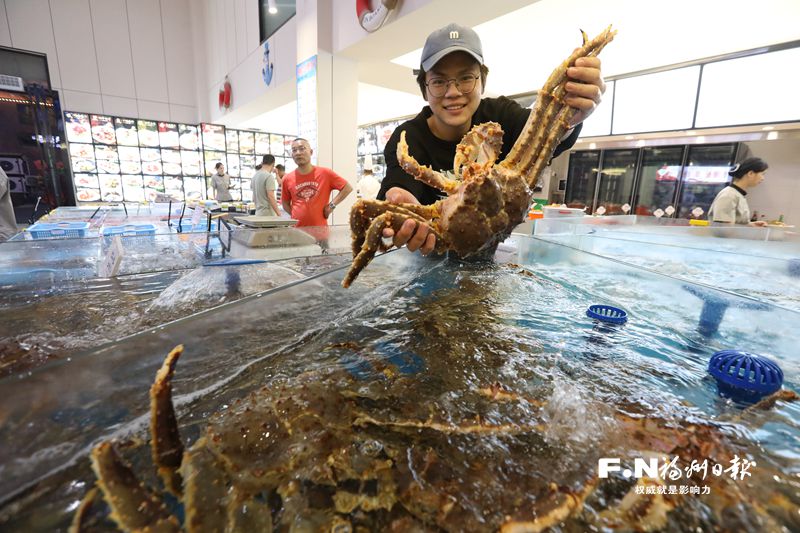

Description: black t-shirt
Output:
[377,96,582,205]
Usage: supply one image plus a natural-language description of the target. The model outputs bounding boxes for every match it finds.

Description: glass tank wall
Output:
[0,236,798,531]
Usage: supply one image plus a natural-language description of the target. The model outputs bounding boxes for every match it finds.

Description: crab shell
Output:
[76,337,800,533]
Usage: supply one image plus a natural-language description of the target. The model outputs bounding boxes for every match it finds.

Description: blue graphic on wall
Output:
[262,42,274,86]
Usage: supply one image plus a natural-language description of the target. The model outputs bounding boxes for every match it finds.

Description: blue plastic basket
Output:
[708,350,783,400]
[28,222,90,239]
[178,220,218,232]
[101,224,157,237]
[586,304,628,324]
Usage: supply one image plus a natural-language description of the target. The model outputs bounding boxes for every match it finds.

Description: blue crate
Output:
[178,220,219,232]
[101,224,157,237]
[28,222,90,239]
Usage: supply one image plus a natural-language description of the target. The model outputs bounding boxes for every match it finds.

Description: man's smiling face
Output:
[425,52,483,141]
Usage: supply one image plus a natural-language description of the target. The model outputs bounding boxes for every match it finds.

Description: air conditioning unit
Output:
[0,74,25,92]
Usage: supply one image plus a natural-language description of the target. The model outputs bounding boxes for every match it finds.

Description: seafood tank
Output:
[0,227,354,377]
[535,216,800,312]
[0,236,798,531]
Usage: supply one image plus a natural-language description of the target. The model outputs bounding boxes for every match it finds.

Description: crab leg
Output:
[89,441,180,532]
[398,131,461,194]
[501,26,616,180]
[68,486,99,533]
[500,480,598,533]
[150,344,185,496]
[343,210,445,288]
[349,199,441,257]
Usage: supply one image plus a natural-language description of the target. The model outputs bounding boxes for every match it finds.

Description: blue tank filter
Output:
[586,304,628,325]
[788,258,800,278]
[707,350,783,401]
[682,285,770,336]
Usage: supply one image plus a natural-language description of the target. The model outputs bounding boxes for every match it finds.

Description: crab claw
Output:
[150,344,185,496]
[453,122,503,179]
[90,441,180,532]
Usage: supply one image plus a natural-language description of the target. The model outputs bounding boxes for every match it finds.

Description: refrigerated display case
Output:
[65,112,204,204]
[65,116,294,206]
[564,150,600,212]
[356,119,403,180]
[632,146,684,216]
[594,149,638,215]
[676,144,737,219]
[567,142,738,220]
[220,128,293,203]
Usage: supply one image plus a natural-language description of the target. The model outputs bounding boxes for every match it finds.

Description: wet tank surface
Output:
[0,237,798,531]
[535,217,800,312]
[0,252,353,378]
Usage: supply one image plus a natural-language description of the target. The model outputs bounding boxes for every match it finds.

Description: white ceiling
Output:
[233,0,800,131]
[392,0,800,97]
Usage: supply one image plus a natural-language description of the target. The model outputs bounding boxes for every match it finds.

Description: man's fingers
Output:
[565,81,603,102]
[566,65,605,92]
[405,222,429,252]
[420,233,436,255]
[392,219,417,248]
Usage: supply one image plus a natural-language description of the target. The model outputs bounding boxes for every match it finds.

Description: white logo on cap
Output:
[450,31,459,39]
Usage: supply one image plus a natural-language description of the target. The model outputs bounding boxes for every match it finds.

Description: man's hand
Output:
[383,187,436,255]
[565,56,606,127]
[323,203,334,219]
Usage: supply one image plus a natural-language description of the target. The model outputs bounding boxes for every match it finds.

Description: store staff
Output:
[708,157,768,226]
[211,162,234,202]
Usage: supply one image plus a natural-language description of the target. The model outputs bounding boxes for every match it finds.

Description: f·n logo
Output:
[449,31,459,39]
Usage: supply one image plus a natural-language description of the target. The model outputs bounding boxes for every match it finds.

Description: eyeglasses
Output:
[291,145,309,154]
[425,74,480,98]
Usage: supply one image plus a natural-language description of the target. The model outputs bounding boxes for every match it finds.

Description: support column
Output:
[295,0,358,225]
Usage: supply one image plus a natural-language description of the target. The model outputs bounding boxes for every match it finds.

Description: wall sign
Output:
[262,42,274,86]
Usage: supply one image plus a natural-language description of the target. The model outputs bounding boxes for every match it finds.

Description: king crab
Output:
[342,27,616,288]
[73,342,799,532]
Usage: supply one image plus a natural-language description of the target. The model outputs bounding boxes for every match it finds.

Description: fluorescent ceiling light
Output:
[268,0,277,14]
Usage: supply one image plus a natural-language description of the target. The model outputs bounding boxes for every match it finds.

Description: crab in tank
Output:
[342,27,616,288]
[73,340,800,532]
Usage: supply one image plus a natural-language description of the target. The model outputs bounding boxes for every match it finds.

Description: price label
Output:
[190,205,204,228]
[98,235,124,278]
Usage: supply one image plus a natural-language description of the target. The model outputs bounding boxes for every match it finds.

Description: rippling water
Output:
[0,254,353,378]
[1,255,798,531]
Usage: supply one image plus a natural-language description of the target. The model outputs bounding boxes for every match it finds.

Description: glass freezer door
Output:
[595,149,637,215]
[633,146,684,216]
[676,143,737,219]
[565,150,600,212]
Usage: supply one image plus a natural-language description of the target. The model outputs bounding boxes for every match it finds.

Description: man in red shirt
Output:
[281,138,353,250]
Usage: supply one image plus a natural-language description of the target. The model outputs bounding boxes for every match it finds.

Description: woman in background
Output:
[708,157,768,226]
[211,162,234,202]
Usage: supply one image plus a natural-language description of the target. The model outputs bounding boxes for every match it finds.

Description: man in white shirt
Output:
[357,168,381,200]
[252,154,280,216]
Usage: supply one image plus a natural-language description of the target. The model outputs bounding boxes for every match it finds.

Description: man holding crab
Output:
[377,23,607,255]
